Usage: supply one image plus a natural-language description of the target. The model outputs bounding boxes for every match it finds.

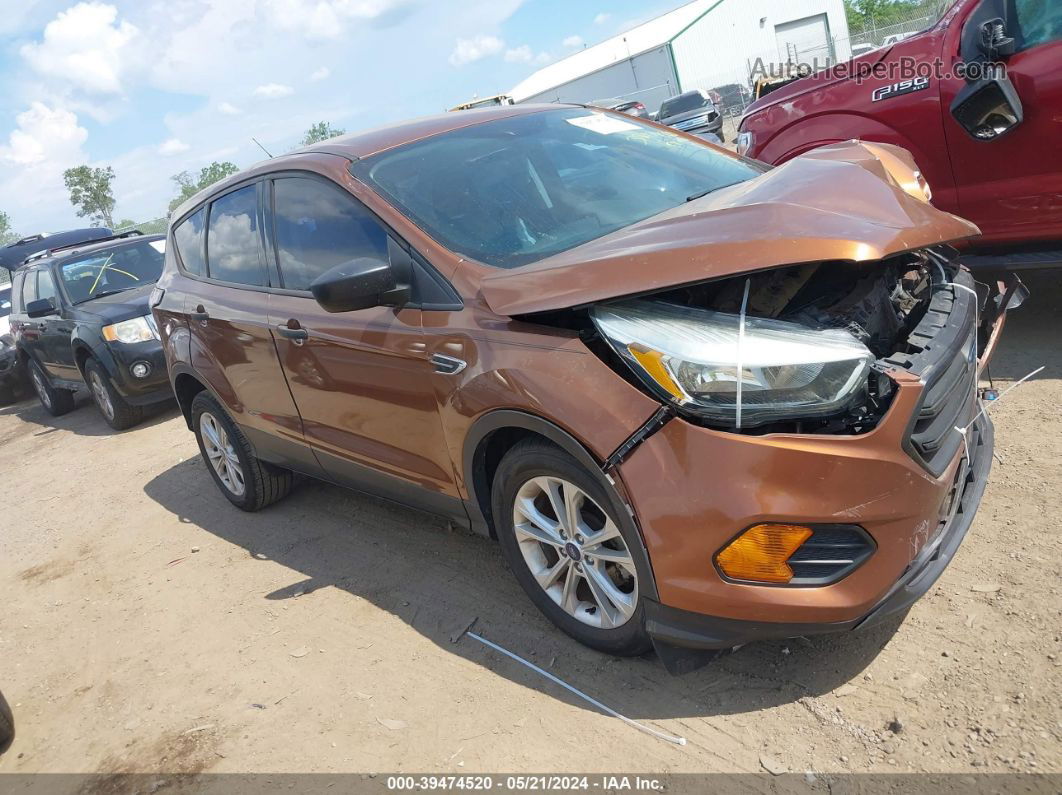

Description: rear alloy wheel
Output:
[28,359,75,416]
[85,358,143,430]
[190,391,292,511]
[493,438,652,656]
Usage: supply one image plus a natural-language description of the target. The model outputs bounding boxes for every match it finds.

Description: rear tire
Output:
[492,438,653,657]
[0,688,13,754]
[28,359,75,416]
[85,358,143,430]
[191,391,292,511]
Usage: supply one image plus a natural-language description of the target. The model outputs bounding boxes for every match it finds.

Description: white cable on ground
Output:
[735,278,751,431]
[466,632,687,746]
[956,365,1045,436]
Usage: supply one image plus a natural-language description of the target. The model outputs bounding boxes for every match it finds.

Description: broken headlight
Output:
[591,301,873,428]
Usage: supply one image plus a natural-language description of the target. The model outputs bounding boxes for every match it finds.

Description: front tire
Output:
[191,391,292,511]
[0,688,13,754]
[492,438,652,657]
[85,358,143,430]
[28,359,75,416]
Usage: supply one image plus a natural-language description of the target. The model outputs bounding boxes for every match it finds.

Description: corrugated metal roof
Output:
[509,0,722,101]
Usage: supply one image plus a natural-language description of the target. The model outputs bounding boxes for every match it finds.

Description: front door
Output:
[263,175,462,519]
[941,0,1062,244]
[35,268,78,380]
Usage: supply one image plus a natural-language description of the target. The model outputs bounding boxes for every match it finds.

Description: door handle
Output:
[190,304,209,323]
[276,320,308,344]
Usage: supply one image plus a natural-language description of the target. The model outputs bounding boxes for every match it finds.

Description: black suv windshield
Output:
[660,92,710,118]
[352,108,761,269]
[59,239,165,303]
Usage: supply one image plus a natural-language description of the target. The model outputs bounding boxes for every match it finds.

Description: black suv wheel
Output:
[85,358,143,430]
[28,359,75,416]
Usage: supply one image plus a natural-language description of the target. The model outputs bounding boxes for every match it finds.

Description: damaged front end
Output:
[585,246,1021,441]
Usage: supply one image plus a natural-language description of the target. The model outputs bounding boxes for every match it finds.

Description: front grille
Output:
[787,525,875,585]
[883,267,980,476]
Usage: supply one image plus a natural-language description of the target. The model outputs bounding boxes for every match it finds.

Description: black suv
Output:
[9,232,172,429]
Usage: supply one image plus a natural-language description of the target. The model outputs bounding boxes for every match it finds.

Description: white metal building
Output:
[510,0,852,112]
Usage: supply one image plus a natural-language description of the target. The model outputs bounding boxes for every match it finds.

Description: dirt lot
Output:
[0,273,1059,779]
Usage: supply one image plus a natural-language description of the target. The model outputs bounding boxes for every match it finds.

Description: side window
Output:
[21,269,38,308]
[10,272,24,313]
[206,186,267,286]
[272,177,389,291]
[1016,0,1062,49]
[36,269,58,305]
[174,207,206,276]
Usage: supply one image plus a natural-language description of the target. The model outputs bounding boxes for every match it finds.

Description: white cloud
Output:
[593,12,611,25]
[310,66,331,81]
[0,103,87,167]
[449,34,504,66]
[217,102,242,115]
[265,0,412,40]
[158,138,190,156]
[253,83,295,99]
[20,2,139,95]
[535,51,554,65]
[562,35,583,48]
[504,45,533,63]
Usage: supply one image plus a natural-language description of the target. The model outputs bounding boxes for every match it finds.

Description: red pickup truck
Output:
[737,0,1061,270]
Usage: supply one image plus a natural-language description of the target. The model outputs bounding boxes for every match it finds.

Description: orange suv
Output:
[153,105,1023,672]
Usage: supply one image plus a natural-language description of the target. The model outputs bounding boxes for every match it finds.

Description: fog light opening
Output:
[130,361,151,379]
[715,523,814,584]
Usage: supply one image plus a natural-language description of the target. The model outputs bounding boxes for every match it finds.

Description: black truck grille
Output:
[883,267,980,477]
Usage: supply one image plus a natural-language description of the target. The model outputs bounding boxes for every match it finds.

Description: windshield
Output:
[352,108,761,269]
[59,239,165,303]
[660,92,710,118]
[0,286,11,319]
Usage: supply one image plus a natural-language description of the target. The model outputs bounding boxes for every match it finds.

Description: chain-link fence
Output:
[115,217,168,236]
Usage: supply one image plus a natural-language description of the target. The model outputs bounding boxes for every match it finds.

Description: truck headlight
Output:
[591,301,873,428]
[736,131,754,156]
[102,315,159,344]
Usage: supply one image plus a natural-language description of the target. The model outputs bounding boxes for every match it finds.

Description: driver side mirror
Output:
[950,77,1023,141]
[26,298,56,318]
[310,257,410,313]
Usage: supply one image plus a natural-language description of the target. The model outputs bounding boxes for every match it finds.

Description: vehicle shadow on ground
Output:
[0,392,179,438]
[144,460,904,721]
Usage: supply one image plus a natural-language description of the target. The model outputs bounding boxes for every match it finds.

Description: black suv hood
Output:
[74,283,154,324]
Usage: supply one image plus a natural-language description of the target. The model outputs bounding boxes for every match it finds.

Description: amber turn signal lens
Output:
[716,523,814,584]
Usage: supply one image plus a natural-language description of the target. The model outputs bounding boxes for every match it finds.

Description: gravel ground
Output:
[0,273,1058,781]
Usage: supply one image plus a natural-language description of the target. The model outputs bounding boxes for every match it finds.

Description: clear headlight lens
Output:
[102,315,158,344]
[591,301,873,428]
[736,130,754,156]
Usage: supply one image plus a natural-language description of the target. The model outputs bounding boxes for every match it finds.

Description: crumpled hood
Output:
[480,141,980,316]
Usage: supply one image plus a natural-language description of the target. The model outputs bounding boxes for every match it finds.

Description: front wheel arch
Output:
[463,410,658,602]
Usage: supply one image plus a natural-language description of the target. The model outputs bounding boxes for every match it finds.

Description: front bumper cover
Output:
[644,411,993,673]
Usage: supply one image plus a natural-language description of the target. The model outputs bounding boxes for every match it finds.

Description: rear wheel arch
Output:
[173,369,209,429]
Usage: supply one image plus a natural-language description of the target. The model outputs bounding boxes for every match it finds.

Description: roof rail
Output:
[13,234,48,246]
[18,229,146,266]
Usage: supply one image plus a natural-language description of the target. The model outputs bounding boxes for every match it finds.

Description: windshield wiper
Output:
[79,289,128,302]
[686,181,744,202]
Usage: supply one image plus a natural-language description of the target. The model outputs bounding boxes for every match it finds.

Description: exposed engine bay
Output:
[566,246,969,436]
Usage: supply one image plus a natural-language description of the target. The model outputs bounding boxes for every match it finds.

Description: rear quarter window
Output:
[206,186,267,286]
[173,208,207,276]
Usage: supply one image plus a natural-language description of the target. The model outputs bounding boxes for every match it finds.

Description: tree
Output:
[63,165,116,228]
[0,211,16,246]
[300,121,345,146]
[115,218,137,231]
[168,161,239,213]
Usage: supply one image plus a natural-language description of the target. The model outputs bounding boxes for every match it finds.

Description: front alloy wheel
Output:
[512,476,638,629]
[493,438,651,656]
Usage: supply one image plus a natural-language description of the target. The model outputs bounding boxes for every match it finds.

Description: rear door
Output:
[263,174,463,518]
[941,0,1062,243]
[35,267,79,380]
[182,181,325,476]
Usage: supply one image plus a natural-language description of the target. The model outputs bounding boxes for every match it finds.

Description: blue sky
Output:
[0,0,685,233]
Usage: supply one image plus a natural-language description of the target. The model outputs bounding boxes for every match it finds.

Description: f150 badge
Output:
[872,77,931,102]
